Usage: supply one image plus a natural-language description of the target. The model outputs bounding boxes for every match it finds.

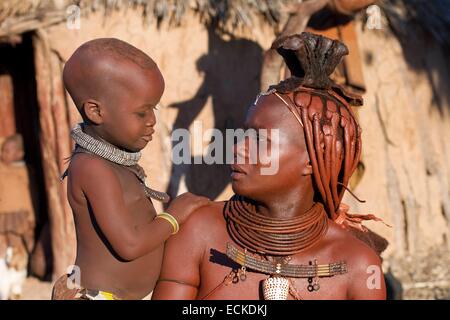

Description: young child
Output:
[51,38,209,300]
[0,134,35,299]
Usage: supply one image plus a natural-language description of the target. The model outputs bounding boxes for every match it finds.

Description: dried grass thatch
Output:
[0,0,300,39]
[1,0,449,47]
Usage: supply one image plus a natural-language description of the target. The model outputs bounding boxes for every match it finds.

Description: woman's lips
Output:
[230,164,247,179]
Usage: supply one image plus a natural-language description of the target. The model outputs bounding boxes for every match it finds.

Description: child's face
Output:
[1,140,23,165]
[99,64,165,152]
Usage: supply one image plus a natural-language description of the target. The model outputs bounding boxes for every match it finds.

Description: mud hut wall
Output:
[342,21,450,258]
[33,29,78,278]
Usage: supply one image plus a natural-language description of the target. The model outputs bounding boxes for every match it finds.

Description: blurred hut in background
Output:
[0,0,448,299]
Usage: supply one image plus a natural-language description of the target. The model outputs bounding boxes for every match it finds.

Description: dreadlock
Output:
[268,32,364,221]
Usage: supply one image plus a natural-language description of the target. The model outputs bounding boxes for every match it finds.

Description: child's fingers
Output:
[196,196,210,205]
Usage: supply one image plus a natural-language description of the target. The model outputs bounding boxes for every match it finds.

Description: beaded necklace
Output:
[62,123,169,203]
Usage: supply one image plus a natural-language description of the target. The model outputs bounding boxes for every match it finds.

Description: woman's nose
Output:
[234,137,249,162]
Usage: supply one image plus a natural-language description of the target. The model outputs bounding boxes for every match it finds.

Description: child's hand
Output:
[166,192,210,225]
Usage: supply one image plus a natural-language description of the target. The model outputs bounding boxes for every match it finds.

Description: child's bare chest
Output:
[113,166,156,221]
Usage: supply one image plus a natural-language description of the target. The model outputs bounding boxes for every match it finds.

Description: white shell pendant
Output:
[262,276,290,300]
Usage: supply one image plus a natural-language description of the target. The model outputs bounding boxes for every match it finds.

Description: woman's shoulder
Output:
[326,221,382,273]
[185,200,227,228]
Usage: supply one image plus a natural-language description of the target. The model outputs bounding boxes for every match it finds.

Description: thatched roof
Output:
[0,0,296,39]
[0,0,449,48]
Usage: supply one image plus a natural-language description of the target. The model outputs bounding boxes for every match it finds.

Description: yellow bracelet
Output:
[160,213,179,234]
[156,212,179,235]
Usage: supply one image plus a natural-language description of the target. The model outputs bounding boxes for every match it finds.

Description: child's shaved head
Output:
[63,38,163,120]
[69,38,157,70]
[63,38,164,152]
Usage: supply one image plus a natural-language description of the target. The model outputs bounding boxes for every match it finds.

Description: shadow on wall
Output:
[166,25,263,200]
[378,3,450,114]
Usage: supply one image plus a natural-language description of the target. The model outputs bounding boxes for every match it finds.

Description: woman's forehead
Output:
[245,94,307,150]
[246,94,299,130]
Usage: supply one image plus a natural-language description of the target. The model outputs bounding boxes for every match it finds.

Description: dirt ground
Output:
[19,277,53,300]
[387,245,450,300]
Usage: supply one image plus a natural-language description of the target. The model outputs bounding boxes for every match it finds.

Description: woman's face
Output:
[230,94,312,202]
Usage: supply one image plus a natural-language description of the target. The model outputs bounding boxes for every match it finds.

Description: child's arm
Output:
[72,154,209,261]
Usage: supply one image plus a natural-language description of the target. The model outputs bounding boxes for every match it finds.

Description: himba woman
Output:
[153,32,388,300]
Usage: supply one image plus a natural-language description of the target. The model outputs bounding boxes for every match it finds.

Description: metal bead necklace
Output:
[71,123,141,166]
[64,123,170,203]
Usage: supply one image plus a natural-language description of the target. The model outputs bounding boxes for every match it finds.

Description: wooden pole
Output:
[32,29,76,280]
[0,74,15,137]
